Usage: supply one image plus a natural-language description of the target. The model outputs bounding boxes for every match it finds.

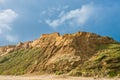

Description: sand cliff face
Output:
[0,32,118,76]
[0,32,115,56]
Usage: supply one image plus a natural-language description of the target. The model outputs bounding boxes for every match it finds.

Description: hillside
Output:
[69,44,120,77]
[0,32,120,77]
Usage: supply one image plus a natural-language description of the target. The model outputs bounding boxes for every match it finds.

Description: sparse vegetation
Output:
[55,71,64,75]
[108,71,117,77]
[0,48,43,75]
[70,44,120,77]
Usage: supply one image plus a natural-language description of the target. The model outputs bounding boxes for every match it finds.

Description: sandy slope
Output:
[0,75,119,80]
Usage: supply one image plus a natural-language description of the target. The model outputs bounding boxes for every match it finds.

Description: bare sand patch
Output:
[0,75,119,80]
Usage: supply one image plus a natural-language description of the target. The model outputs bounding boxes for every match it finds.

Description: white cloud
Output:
[5,35,18,42]
[40,5,69,17]
[46,19,60,28]
[50,5,69,12]
[45,3,95,28]
[0,9,18,42]
[0,9,18,33]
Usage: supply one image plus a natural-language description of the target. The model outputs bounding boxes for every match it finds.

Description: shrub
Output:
[108,71,117,77]
[55,71,64,75]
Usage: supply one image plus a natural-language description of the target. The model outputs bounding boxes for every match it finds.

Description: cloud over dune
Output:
[46,4,95,28]
[0,9,18,42]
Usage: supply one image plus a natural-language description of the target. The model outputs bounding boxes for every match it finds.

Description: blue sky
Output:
[0,0,120,45]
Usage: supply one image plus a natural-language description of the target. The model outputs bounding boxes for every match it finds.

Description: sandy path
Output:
[0,75,119,80]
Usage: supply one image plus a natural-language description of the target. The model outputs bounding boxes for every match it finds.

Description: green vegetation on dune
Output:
[0,48,43,75]
[69,43,120,77]
[0,43,120,77]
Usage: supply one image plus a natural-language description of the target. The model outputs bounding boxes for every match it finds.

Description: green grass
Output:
[0,48,43,75]
[70,44,120,77]
[55,71,64,75]
[108,71,117,77]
